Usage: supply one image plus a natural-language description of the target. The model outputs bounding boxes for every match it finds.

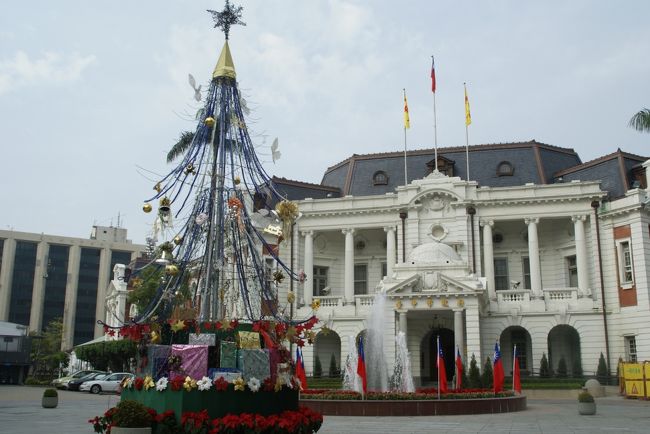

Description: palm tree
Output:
[167,131,195,163]
[628,108,650,133]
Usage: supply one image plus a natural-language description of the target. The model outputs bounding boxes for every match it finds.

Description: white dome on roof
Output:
[407,242,462,264]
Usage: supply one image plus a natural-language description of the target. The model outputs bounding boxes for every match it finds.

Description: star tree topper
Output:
[208,0,246,40]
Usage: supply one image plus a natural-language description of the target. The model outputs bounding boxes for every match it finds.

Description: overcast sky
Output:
[2,0,649,245]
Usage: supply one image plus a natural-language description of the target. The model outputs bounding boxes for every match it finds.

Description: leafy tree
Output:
[556,356,568,378]
[629,108,650,133]
[313,355,322,378]
[539,353,550,378]
[482,356,493,389]
[328,353,339,378]
[30,318,69,380]
[468,354,482,388]
[75,340,137,372]
[596,352,609,383]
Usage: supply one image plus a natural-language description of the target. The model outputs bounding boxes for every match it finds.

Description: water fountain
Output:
[342,335,359,392]
[365,291,389,391]
[390,331,415,392]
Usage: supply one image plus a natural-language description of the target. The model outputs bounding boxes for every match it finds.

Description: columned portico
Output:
[28,241,48,333]
[398,311,407,338]
[525,217,542,298]
[480,220,496,300]
[0,238,17,321]
[302,231,314,306]
[62,244,81,349]
[572,215,590,297]
[384,226,396,279]
[343,228,355,304]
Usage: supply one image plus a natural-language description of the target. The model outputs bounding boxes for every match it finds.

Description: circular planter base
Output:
[578,402,596,415]
[301,395,527,416]
[110,428,151,434]
[41,397,58,408]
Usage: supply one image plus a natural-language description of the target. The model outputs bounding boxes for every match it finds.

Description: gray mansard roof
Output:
[272,141,647,201]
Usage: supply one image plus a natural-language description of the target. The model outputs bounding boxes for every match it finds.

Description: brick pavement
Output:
[1,386,649,434]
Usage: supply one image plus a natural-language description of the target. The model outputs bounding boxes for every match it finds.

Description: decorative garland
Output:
[122,373,302,394]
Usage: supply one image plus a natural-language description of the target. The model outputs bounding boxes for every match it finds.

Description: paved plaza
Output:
[1,386,649,434]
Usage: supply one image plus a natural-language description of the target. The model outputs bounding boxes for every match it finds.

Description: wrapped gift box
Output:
[207,345,220,369]
[189,333,216,346]
[171,344,208,380]
[149,345,172,380]
[209,368,242,383]
[236,331,261,349]
[268,348,281,382]
[219,341,238,369]
[237,349,270,381]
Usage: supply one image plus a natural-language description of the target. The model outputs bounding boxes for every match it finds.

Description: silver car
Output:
[79,372,133,394]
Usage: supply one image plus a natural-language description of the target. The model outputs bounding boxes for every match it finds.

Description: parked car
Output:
[79,372,133,394]
[51,370,103,390]
[67,372,108,391]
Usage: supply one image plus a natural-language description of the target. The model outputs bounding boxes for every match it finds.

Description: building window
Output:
[354,264,368,295]
[496,161,514,177]
[522,257,531,289]
[381,262,387,278]
[372,171,388,186]
[494,258,509,291]
[566,255,578,287]
[511,329,528,370]
[617,240,634,286]
[313,266,329,296]
[625,336,637,362]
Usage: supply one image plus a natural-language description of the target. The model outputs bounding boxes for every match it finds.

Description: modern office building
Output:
[269,142,650,383]
[0,226,145,349]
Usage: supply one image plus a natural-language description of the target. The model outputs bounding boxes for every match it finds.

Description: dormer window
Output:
[373,171,388,185]
[497,161,514,177]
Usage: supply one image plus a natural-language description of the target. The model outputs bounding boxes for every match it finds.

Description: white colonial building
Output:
[270,141,650,384]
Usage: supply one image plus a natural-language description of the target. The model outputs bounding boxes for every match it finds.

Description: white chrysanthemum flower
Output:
[197,376,212,391]
[247,377,261,392]
[156,377,168,392]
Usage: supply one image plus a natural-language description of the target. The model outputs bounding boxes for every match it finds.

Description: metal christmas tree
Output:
[132,1,301,327]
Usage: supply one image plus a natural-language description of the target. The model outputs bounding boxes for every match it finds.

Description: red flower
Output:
[213,377,229,392]
[229,319,239,330]
[203,321,213,330]
[262,377,274,392]
[134,377,144,391]
[170,376,184,391]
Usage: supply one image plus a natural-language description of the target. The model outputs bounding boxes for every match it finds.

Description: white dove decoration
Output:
[188,74,202,102]
[271,137,281,163]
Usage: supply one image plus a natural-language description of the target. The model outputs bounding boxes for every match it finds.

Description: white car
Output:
[79,372,133,394]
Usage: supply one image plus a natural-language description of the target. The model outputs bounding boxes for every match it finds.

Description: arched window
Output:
[497,161,514,176]
[372,171,389,185]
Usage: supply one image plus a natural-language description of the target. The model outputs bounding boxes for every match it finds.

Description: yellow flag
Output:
[464,85,472,126]
[403,90,410,129]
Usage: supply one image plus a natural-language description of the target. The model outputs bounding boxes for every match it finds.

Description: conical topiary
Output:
[482,356,493,388]
[596,352,609,383]
[539,353,550,378]
[468,354,482,388]
[556,356,568,378]
[314,355,322,378]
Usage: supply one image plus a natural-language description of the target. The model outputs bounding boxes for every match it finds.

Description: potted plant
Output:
[42,388,58,408]
[578,390,596,415]
[110,399,153,434]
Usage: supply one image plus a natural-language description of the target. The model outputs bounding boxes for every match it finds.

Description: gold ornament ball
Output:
[204,117,216,127]
[173,235,183,245]
[234,176,241,185]
[143,203,153,213]
[165,264,179,276]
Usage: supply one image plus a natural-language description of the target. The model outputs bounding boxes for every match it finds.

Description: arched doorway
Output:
[420,328,454,383]
[314,330,341,377]
[548,325,581,376]
[499,326,533,375]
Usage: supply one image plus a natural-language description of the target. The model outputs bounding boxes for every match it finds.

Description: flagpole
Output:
[432,56,438,172]
[403,88,408,186]
[513,344,517,394]
[437,336,441,400]
[464,82,470,182]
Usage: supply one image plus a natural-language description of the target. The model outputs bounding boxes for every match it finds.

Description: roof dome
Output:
[407,242,462,264]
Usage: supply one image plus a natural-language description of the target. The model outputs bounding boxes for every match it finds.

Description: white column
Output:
[454,309,465,361]
[62,244,81,350]
[572,215,590,297]
[343,228,355,304]
[303,231,314,306]
[480,220,496,300]
[94,247,111,339]
[0,238,17,321]
[29,241,48,333]
[399,311,407,338]
[465,304,481,364]
[384,226,396,279]
[525,217,543,298]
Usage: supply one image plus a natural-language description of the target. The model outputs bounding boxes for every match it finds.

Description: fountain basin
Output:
[300,395,526,416]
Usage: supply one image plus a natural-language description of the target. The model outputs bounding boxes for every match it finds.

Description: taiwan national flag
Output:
[295,347,307,391]
[357,339,368,394]
[455,347,463,390]
[437,337,448,393]
[431,56,436,93]
[493,342,505,393]
[512,345,522,394]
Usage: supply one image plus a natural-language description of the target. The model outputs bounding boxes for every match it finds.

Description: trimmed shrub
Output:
[328,353,338,378]
[572,355,583,378]
[539,353,550,378]
[111,399,152,428]
[556,356,568,378]
[314,355,322,378]
[43,388,58,397]
[596,352,609,383]
[468,354,482,388]
[482,357,493,388]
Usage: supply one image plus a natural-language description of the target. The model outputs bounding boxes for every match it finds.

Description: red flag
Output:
[512,346,521,394]
[295,347,307,390]
[437,337,448,393]
[455,347,463,390]
[357,339,367,394]
[493,342,505,393]
[431,56,436,93]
